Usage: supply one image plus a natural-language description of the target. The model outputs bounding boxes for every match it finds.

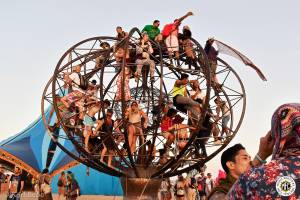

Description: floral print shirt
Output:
[228,155,300,200]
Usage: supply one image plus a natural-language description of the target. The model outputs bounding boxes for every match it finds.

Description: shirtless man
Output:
[83,99,110,152]
[125,101,148,154]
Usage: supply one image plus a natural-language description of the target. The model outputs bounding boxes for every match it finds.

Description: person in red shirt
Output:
[161,108,178,149]
[164,11,193,60]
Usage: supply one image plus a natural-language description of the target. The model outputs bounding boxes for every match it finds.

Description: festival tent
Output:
[0,109,123,195]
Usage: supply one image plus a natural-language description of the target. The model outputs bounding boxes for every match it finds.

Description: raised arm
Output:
[177,11,194,24]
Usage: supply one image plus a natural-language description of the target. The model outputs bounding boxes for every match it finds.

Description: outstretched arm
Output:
[177,11,194,24]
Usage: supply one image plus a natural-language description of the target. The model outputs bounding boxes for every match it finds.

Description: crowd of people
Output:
[4,100,300,199]
[156,171,215,200]
[5,167,80,200]
[47,11,231,169]
[156,103,300,199]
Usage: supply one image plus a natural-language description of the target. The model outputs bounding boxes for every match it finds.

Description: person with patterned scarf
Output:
[228,103,300,199]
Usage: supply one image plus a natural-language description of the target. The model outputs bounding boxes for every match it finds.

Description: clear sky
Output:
[1,0,300,177]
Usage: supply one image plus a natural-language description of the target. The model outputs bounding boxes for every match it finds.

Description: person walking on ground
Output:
[7,166,24,200]
[57,171,66,200]
[37,169,53,200]
[65,172,80,200]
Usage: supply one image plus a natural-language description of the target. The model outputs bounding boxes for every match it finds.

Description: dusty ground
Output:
[0,193,123,200]
[0,183,123,200]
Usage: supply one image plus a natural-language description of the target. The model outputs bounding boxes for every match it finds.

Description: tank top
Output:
[128,109,142,124]
[172,84,186,97]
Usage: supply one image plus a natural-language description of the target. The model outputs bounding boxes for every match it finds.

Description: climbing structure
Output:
[41,27,264,179]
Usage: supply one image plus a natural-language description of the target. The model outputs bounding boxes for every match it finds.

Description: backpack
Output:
[162,23,174,38]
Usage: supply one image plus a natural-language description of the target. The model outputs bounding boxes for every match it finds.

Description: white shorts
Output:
[165,35,179,52]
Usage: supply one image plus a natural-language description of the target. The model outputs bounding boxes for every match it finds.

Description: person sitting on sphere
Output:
[116,26,128,40]
[172,73,202,123]
[163,11,193,60]
[154,33,168,56]
[125,101,148,154]
[135,32,156,82]
[95,109,115,167]
[83,99,110,152]
[142,20,161,41]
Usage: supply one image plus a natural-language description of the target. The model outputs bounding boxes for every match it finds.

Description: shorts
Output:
[83,114,95,127]
[165,35,179,52]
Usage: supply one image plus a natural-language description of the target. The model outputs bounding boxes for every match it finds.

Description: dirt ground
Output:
[0,193,123,200]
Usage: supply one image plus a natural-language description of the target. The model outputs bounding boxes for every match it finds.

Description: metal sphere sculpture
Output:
[42,27,261,179]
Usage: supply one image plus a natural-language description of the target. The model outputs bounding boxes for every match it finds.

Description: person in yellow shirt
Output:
[172,73,201,122]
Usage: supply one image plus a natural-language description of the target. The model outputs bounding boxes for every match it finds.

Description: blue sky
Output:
[1,0,300,177]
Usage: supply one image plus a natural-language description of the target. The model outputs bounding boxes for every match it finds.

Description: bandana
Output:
[271,103,300,159]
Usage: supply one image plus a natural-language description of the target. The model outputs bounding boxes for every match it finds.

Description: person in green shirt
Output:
[142,20,160,41]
